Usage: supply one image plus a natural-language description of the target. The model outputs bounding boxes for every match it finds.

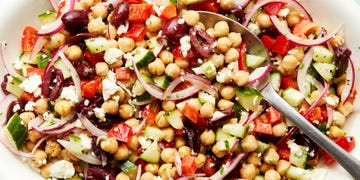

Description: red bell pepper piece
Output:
[260,35,276,51]
[141,100,160,126]
[272,35,293,56]
[81,77,101,98]
[115,67,132,81]
[280,75,298,89]
[124,24,146,42]
[84,51,104,64]
[264,2,285,16]
[181,155,197,176]
[128,4,153,23]
[253,118,273,135]
[237,42,248,71]
[203,156,217,176]
[265,106,282,125]
[21,26,38,52]
[323,136,355,164]
[278,147,290,161]
[124,0,143,4]
[172,42,198,59]
[108,122,133,143]
[182,103,199,123]
[190,0,219,13]
[26,67,45,77]
[159,4,177,20]
[20,92,37,102]
[300,107,324,122]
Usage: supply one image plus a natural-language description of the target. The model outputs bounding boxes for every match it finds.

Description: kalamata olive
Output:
[61,10,89,33]
[1,74,10,95]
[69,33,98,44]
[76,62,96,79]
[333,47,351,77]
[162,17,188,43]
[189,26,215,57]
[110,2,129,27]
[230,5,246,23]
[42,66,64,101]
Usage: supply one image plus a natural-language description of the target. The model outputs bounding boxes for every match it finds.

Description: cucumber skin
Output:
[6,113,28,149]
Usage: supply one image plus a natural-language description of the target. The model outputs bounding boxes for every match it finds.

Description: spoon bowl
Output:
[198,11,360,178]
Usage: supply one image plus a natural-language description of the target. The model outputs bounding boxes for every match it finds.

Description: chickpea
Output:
[332,111,346,128]
[220,86,236,100]
[118,37,135,52]
[128,135,140,151]
[45,33,66,51]
[29,149,47,167]
[178,146,191,158]
[336,82,345,95]
[183,10,200,26]
[325,94,340,108]
[101,100,119,115]
[116,172,130,180]
[330,34,345,47]
[272,122,288,137]
[145,163,159,174]
[196,22,205,30]
[26,141,35,151]
[200,129,216,146]
[175,58,189,69]
[45,139,62,157]
[114,143,130,160]
[155,111,170,128]
[232,70,249,87]
[212,144,227,158]
[276,160,291,176]
[263,148,280,165]
[159,50,174,65]
[259,163,274,174]
[19,111,35,125]
[329,125,346,138]
[64,45,82,61]
[220,0,234,10]
[165,63,181,78]
[95,62,109,77]
[80,0,95,9]
[228,32,242,48]
[146,15,162,32]
[286,11,301,27]
[200,103,215,119]
[61,149,79,161]
[217,37,232,53]
[214,21,230,37]
[88,17,106,34]
[54,100,73,117]
[92,3,108,19]
[309,90,326,106]
[162,127,175,142]
[100,137,119,154]
[125,118,140,129]
[175,136,186,148]
[281,54,299,71]
[265,169,281,180]
[158,164,176,180]
[240,164,257,179]
[217,99,234,110]
[40,163,53,178]
[148,58,165,75]
[206,28,216,39]
[119,104,135,119]
[247,152,262,166]
[162,100,175,112]
[34,98,49,114]
[256,13,272,28]
[209,53,225,68]
[225,48,239,63]
[136,40,147,48]
[288,47,305,61]
[28,130,43,143]
[217,67,233,84]
[141,172,155,180]
[337,101,354,116]
[161,148,176,163]
[241,135,258,153]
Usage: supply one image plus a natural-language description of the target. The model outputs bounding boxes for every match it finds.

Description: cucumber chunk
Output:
[6,113,28,149]
[38,10,56,24]
[153,75,170,89]
[165,109,184,129]
[312,62,336,82]
[215,128,233,141]
[256,141,270,155]
[54,59,71,79]
[235,86,263,111]
[133,48,155,68]
[84,37,110,54]
[281,87,305,107]
[222,123,249,139]
[176,98,202,112]
[312,46,334,63]
[245,54,266,69]
[288,140,308,168]
[140,140,160,163]
[144,126,164,141]
[270,72,281,91]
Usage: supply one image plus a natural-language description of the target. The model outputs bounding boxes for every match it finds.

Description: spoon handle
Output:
[261,85,360,178]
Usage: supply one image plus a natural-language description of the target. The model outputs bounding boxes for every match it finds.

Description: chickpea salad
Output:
[0,0,357,179]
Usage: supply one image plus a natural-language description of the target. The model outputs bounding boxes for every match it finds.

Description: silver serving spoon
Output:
[198,11,360,178]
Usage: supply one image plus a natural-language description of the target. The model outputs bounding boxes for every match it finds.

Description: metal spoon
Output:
[198,10,360,178]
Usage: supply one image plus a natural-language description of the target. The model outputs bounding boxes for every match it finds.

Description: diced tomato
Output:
[56,0,66,17]
[292,20,319,39]
[128,4,153,23]
[320,105,328,120]
[21,26,38,52]
[135,159,146,173]
[141,100,160,126]
[253,118,273,135]
[181,155,197,176]
[300,106,327,122]
[172,42,198,58]
[20,92,37,102]
[173,81,193,92]
[278,147,290,161]
[174,129,184,135]
[272,35,293,56]
[124,0,143,4]
[203,156,217,176]
[280,75,298,89]
[237,42,247,71]
[195,114,208,130]
[265,106,282,125]
[260,35,276,51]
[84,51,104,65]
[108,122,133,143]
[115,67,132,81]
[323,136,355,164]
[124,24,146,42]
[81,77,101,98]
[158,140,175,149]
[26,67,45,77]
[190,0,219,13]
[264,2,285,16]
[159,4,177,20]
[182,103,199,123]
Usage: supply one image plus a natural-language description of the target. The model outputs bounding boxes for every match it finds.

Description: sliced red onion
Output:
[341,58,355,103]
[174,149,182,176]
[57,139,102,165]
[247,65,272,86]
[135,164,142,180]
[243,0,312,26]
[243,105,264,125]
[326,105,333,128]
[38,118,68,132]
[30,37,47,61]
[50,0,60,11]
[297,47,313,103]
[209,108,236,128]
[0,94,17,126]
[143,0,161,16]
[210,153,245,179]
[0,130,34,158]
[303,81,330,117]
[306,75,324,91]
[0,42,23,79]
[166,86,201,101]
[227,139,240,157]
[31,136,47,154]
[276,126,297,146]
[132,119,146,135]
[132,98,155,106]
[107,24,115,40]
[28,116,44,131]
[102,0,122,7]
[78,114,107,137]
[42,123,76,135]
[233,0,250,8]
[270,15,343,46]
[153,42,165,57]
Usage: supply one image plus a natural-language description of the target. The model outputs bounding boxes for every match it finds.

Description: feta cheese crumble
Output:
[104,48,124,65]
[48,160,75,179]
[19,74,42,93]
[60,85,79,103]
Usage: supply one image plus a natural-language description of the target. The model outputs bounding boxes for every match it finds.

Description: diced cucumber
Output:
[233,102,245,120]
[270,72,281,91]
[215,128,233,141]
[176,98,202,112]
[256,141,270,155]
[6,113,28,149]
[133,48,155,68]
[312,46,334,63]
[281,87,305,107]
[181,0,206,5]
[135,92,153,102]
[132,73,153,96]
[222,123,249,139]
[235,86,263,112]
[307,65,323,83]
[153,75,170,89]
[140,140,160,163]
[54,59,71,79]
[19,51,37,64]
[215,137,239,151]
[312,62,336,82]
[38,10,56,24]
[198,91,216,106]
[288,141,308,168]
[36,53,51,69]
[285,165,328,180]
[118,160,138,173]
[6,77,24,97]
[254,175,264,180]
[245,54,266,69]
[144,126,164,141]
[200,61,217,79]
[69,134,82,154]
[165,109,184,129]
[66,173,83,180]
[84,37,110,54]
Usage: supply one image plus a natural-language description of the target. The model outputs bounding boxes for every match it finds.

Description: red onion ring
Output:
[57,139,102,165]
[0,42,23,79]
[78,114,107,137]
[0,94,17,126]
[0,130,34,158]
[247,65,272,86]
[40,123,76,135]
[233,0,250,9]
[303,81,330,117]
[30,37,47,62]
[135,164,142,180]
[49,0,60,11]
[297,47,313,103]
[243,105,264,125]
[341,58,355,103]
[210,153,245,179]
[31,136,47,154]
[227,139,240,157]
[326,105,333,128]
[174,149,182,176]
